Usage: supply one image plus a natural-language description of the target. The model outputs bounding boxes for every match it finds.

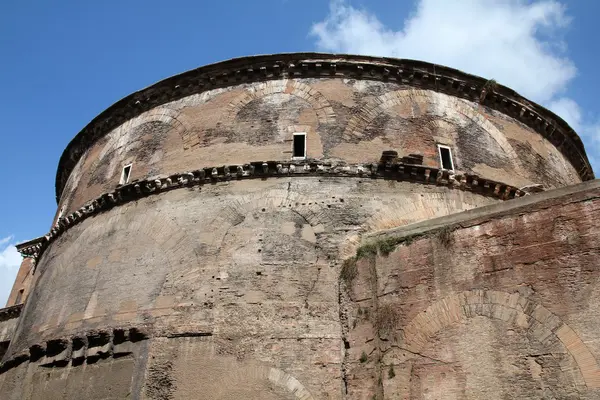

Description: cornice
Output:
[26,159,524,262]
[0,325,152,372]
[0,325,214,373]
[55,53,594,203]
[0,304,23,323]
[15,237,45,260]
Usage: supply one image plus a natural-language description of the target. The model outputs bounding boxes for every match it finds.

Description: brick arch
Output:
[402,289,600,389]
[202,186,336,253]
[267,367,315,400]
[96,107,190,180]
[100,108,188,157]
[224,79,335,127]
[343,89,520,162]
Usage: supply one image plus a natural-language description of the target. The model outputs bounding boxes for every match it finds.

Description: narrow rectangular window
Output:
[438,145,454,171]
[120,164,132,185]
[292,133,306,159]
[15,289,24,305]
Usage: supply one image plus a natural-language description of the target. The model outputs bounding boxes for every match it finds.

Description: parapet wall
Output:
[5,256,36,309]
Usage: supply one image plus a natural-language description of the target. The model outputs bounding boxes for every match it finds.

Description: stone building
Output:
[0,53,598,399]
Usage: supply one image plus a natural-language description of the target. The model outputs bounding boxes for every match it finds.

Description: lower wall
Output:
[0,338,141,400]
[0,315,19,344]
[0,333,326,400]
[2,180,599,399]
[3,178,494,400]
[0,306,21,361]
[342,179,600,399]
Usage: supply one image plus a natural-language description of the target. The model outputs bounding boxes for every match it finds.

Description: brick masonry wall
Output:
[1,62,592,399]
[3,178,497,399]
[5,257,34,308]
[2,181,598,398]
[343,180,600,399]
[56,78,581,219]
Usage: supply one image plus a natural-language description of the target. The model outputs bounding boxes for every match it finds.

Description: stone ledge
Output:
[55,53,594,203]
[23,160,523,260]
[366,178,600,244]
[0,325,211,373]
[0,304,23,323]
[15,236,44,262]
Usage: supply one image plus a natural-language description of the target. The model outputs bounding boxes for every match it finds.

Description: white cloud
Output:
[0,236,22,307]
[311,0,599,174]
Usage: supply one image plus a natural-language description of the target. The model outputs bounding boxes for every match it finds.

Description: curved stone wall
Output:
[57,76,582,217]
[12,179,494,352]
[6,178,497,399]
[54,54,595,207]
[2,54,597,399]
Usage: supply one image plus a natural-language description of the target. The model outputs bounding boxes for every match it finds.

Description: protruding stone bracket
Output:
[0,304,23,323]
[0,326,213,374]
[41,339,70,367]
[1,327,150,372]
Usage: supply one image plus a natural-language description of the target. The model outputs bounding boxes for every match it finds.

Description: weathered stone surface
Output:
[1,53,597,399]
[5,257,35,309]
[0,307,20,344]
[55,62,588,219]
[342,180,600,399]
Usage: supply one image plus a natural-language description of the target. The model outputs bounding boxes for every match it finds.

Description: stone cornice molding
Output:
[0,304,23,323]
[15,237,45,260]
[27,160,524,263]
[55,53,594,203]
[0,326,151,372]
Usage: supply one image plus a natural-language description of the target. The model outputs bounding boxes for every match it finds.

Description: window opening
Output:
[15,289,24,305]
[120,164,132,185]
[438,145,454,171]
[292,133,306,159]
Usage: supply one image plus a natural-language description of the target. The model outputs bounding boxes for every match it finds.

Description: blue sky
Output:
[1,0,599,306]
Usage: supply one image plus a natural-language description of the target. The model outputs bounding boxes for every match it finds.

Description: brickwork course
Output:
[0,53,598,399]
